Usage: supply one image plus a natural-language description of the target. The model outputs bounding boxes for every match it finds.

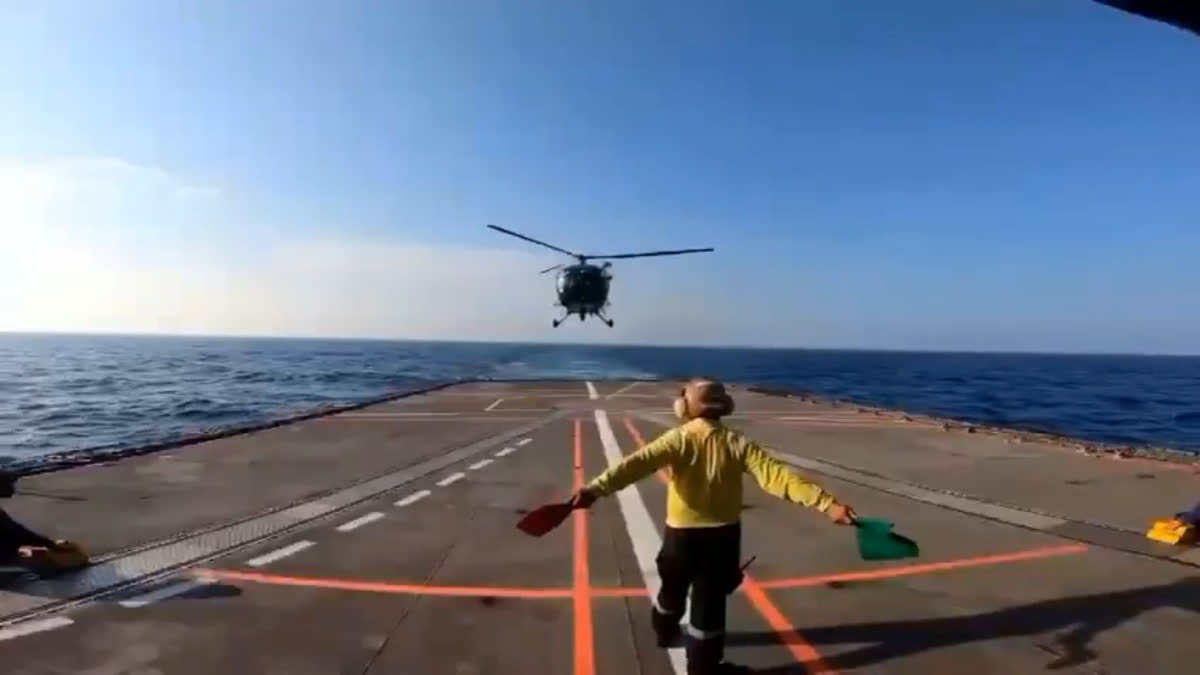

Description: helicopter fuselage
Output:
[555,264,611,317]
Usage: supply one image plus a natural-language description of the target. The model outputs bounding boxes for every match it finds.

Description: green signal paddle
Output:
[853,517,920,561]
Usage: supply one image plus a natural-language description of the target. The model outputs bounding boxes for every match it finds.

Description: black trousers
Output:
[653,523,743,674]
[0,509,54,559]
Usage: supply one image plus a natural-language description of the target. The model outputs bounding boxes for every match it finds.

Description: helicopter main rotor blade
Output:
[487,224,580,259]
[1090,0,1200,35]
[584,247,715,260]
[539,264,565,274]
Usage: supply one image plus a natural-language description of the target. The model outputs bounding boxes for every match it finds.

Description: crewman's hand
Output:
[826,503,857,525]
[569,487,598,509]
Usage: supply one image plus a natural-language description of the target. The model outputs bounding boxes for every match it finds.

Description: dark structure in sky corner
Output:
[487,224,713,328]
[1092,1,1200,35]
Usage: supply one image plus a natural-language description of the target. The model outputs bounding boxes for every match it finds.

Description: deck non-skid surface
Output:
[2,380,1199,673]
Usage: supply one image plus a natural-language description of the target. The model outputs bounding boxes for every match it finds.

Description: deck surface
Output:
[2,380,1199,674]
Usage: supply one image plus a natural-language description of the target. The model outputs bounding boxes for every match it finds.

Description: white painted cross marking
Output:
[336,511,385,532]
[246,540,315,567]
[485,398,505,411]
[436,472,465,487]
[495,447,516,457]
[586,381,599,400]
[516,437,532,446]
[468,459,494,470]
[395,489,431,507]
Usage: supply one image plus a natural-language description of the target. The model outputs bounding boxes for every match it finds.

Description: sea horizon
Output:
[3,329,1196,359]
[3,333,1199,469]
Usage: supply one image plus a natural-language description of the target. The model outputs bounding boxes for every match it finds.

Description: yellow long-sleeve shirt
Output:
[585,418,837,528]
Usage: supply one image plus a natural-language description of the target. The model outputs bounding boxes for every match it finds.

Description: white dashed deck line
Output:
[495,447,516,457]
[0,616,74,641]
[468,459,494,470]
[246,540,315,568]
[485,398,505,411]
[118,578,217,608]
[336,511,385,533]
[436,472,465,487]
[593,409,688,675]
[395,489,431,507]
[586,381,599,400]
[516,438,532,446]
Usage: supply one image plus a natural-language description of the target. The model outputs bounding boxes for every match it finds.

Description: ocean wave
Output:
[1,335,1198,467]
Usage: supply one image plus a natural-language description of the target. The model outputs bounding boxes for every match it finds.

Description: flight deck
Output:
[2,379,1198,673]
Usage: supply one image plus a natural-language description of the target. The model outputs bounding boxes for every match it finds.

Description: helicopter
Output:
[487,224,714,327]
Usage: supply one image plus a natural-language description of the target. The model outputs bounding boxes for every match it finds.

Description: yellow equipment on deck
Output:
[1146,518,1197,546]
[1147,500,1200,546]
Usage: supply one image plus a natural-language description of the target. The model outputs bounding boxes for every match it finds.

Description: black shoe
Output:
[650,607,681,648]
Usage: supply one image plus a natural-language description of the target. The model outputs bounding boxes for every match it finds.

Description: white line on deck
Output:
[605,381,642,398]
[436,472,465,487]
[495,446,516,457]
[485,398,505,411]
[337,412,461,417]
[586,381,599,399]
[247,540,316,567]
[594,409,688,675]
[468,458,494,470]
[516,437,532,446]
[118,578,216,608]
[336,511,385,532]
[775,452,1067,531]
[0,616,74,641]
[395,489,431,507]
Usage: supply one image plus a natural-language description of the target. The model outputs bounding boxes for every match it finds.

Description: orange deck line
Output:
[740,575,837,674]
[757,543,1089,589]
[573,418,596,675]
[192,538,1094,600]
[192,568,574,599]
[621,417,838,675]
[193,541,1089,601]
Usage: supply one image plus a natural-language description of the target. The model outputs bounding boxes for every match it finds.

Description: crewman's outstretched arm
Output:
[740,440,837,512]
[584,428,681,498]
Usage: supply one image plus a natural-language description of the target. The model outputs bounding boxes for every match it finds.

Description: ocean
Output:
[2,333,1198,469]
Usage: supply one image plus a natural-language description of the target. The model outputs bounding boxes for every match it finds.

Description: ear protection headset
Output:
[673,388,691,420]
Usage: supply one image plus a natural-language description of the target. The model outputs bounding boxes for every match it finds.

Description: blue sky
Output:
[1,0,1197,353]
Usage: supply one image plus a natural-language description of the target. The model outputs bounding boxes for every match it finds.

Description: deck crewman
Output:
[570,377,857,675]
[0,470,88,572]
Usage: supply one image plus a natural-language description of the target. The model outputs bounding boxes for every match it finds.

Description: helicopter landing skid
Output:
[551,312,614,328]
